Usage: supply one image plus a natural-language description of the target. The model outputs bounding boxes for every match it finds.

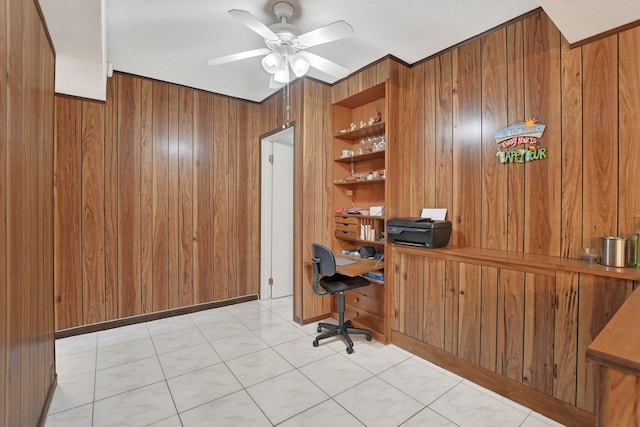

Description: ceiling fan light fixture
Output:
[261,51,282,73]
[273,59,290,83]
[289,54,309,77]
[208,2,353,89]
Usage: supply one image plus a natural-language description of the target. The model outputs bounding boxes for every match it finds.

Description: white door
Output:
[260,127,294,299]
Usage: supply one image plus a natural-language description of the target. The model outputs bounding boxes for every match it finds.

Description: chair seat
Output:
[319,273,370,294]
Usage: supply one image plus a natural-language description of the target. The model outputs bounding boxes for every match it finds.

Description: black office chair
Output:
[311,243,372,354]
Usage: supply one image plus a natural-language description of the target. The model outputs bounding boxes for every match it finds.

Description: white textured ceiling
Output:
[39,0,640,103]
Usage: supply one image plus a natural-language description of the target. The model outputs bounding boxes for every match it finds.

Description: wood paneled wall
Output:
[54,74,264,329]
[53,11,640,333]
[1,0,56,425]
[392,11,640,258]
[53,67,388,329]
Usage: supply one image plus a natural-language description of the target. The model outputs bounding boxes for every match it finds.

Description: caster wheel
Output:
[313,339,319,347]
[317,326,322,333]
[345,320,353,327]
[366,334,372,341]
[346,346,354,354]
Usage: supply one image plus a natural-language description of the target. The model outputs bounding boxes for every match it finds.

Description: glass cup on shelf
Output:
[359,138,367,155]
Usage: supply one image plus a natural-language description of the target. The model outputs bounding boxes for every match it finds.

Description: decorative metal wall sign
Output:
[494,118,546,164]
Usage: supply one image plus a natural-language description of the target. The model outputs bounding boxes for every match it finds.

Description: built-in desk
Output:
[587,287,640,426]
[388,244,640,427]
[334,254,384,277]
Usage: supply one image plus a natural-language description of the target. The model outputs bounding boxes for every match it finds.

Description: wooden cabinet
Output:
[587,287,640,426]
[331,82,389,338]
[389,244,635,425]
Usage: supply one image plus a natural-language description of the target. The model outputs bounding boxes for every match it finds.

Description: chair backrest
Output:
[310,243,335,296]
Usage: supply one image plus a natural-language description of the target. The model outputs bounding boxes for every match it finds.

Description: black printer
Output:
[386,217,452,248]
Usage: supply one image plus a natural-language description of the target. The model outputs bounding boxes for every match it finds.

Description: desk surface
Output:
[587,286,640,374]
[335,254,383,277]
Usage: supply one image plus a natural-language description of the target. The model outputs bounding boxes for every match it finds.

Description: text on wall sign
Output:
[494,118,546,164]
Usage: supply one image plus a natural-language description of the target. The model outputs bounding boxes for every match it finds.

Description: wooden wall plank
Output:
[554,271,579,405]
[301,81,322,319]
[423,257,445,349]
[505,20,526,253]
[178,88,194,306]
[523,13,562,256]
[423,60,437,208]
[235,99,250,297]
[168,85,180,309]
[481,29,509,251]
[54,97,82,329]
[227,99,239,298]
[21,9,34,421]
[318,82,333,311]
[360,65,377,90]
[43,42,56,409]
[213,95,230,301]
[117,74,142,317]
[140,80,153,313]
[435,52,454,216]
[582,35,619,241]
[399,253,424,340]
[560,38,583,258]
[5,2,22,408]
[452,40,482,247]
[81,100,106,323]
[104,76,119,320]
[0,12,7,427]
[249,102,262,296]
[193,91,215,303]
[523,273,555,394]
[444,260,459,354]
[152,81,170,312]
[313,80,331,317]
[497,269,525,382]
[618,26,640,237]
[480,267,498,372]
[0,0,7,419]
[402,63,425,216]
[458,262,481,364]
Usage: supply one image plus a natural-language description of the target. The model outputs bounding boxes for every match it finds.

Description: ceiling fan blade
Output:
[296,21,354,48]
[229,9,279,41]
[207,48,271,66]
[297,51,349,79]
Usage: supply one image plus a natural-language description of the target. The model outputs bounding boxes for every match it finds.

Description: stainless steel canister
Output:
[600,236,633,267]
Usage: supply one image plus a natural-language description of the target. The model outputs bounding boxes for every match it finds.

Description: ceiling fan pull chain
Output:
[282,81,291,129]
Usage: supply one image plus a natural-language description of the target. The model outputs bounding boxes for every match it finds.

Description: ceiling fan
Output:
[207,2,354,88]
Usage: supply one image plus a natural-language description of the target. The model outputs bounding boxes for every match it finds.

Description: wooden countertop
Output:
[587,287,640,374]
[390,244,640,280]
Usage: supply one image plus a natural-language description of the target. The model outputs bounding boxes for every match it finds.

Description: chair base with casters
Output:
[310,243,373,354]
[312,291,372,354]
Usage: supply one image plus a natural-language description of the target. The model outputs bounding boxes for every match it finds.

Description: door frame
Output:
[260,126,294,299]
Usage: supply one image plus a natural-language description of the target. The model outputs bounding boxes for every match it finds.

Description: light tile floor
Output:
[45,297,565,427]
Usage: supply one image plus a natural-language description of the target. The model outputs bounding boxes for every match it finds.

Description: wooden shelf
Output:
[334,178,385,186]
[334,122,385,141]
[333,82,386,108]
[335,149,385,163]
[335,214,386,220]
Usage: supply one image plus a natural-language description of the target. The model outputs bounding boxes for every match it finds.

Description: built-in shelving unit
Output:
[331,81,389,339]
